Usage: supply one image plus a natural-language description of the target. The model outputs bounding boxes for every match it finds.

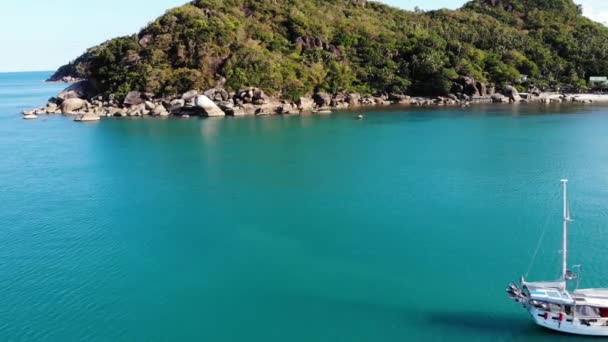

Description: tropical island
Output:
[24,0,608,119]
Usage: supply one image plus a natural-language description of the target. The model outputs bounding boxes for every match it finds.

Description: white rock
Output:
[194,95,225,117]
[74,114,100,122]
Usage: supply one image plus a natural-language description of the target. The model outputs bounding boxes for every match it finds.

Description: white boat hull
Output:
[529,307,608,336]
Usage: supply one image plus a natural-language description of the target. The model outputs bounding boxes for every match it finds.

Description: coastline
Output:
[21,79,608,121]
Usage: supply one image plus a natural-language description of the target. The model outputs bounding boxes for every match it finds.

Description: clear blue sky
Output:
[0,0,601,72]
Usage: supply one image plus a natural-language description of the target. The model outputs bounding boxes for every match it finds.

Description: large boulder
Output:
[486,85,496,95]
[346,93,361,106]
[252,89,269,105]
[61,98,87,114]
[194,95,225,116]
[296,97,315,112]
[46,102,58,113]
[254,99,283,115]
[313,92,331,107]
[230,107,246,116]
[528,85,542,96]
[330,93,347,107]
[144,101,156,111]
[138,34,153,48]
[234,89,254,104]
[152,104,169,116]
[239,104,257,115]
[169,99,185,113]
[491,94,509,103]
[233,87,267,104]
[123,91,144,106]
[181,90,199,102]
[388,93,410,103]
[127,103,146,116]
[360,96,375,105]
[458,76,478,96]
[475,82,487,97]
[277,102,298,115]
[217,101,236,115]
[58,80,94,101]
[503,85,521,103]
[203,88,230,102]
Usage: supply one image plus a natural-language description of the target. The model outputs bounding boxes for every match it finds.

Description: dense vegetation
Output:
[50,0,608,99]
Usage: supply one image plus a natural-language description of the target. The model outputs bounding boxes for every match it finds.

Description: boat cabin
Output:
[523,283,608,327]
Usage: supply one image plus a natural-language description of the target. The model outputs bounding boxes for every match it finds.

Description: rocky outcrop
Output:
[204,88,230,102]
[28,76,541,123]
[452,77,492,98]
[295,35,341,57]
[232,87,268,105]
[46,75,83,83]
[57,80,95,100]
[461,76,478,96]
[475,82,487,97]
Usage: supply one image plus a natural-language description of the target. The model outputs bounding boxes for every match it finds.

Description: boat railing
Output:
[537,310,608,327]
[574,317,608,327]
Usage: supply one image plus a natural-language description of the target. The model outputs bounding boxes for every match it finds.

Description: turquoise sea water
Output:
[2,72,608,341]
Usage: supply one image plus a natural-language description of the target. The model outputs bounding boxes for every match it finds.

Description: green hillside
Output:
[49,0,608,99]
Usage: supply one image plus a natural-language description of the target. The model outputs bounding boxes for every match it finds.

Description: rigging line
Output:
[525,200,555,278]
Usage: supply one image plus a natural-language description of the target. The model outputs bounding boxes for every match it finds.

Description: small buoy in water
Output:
[356,114,364,120]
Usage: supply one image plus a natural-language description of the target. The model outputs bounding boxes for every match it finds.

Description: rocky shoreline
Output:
[22,78,604,121]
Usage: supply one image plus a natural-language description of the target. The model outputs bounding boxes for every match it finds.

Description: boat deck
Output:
[573,289,608,307]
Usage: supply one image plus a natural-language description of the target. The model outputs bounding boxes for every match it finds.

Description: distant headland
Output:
[23,0,608,119]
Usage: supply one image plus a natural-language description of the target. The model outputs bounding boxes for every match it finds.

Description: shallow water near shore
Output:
[3,72,608,341]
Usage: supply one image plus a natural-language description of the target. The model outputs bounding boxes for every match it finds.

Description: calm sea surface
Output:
[2,72,608,341]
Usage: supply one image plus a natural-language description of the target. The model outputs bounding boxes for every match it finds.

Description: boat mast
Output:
[561,179,569,281]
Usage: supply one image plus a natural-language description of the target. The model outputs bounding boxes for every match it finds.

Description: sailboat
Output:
[507,180,608,335]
